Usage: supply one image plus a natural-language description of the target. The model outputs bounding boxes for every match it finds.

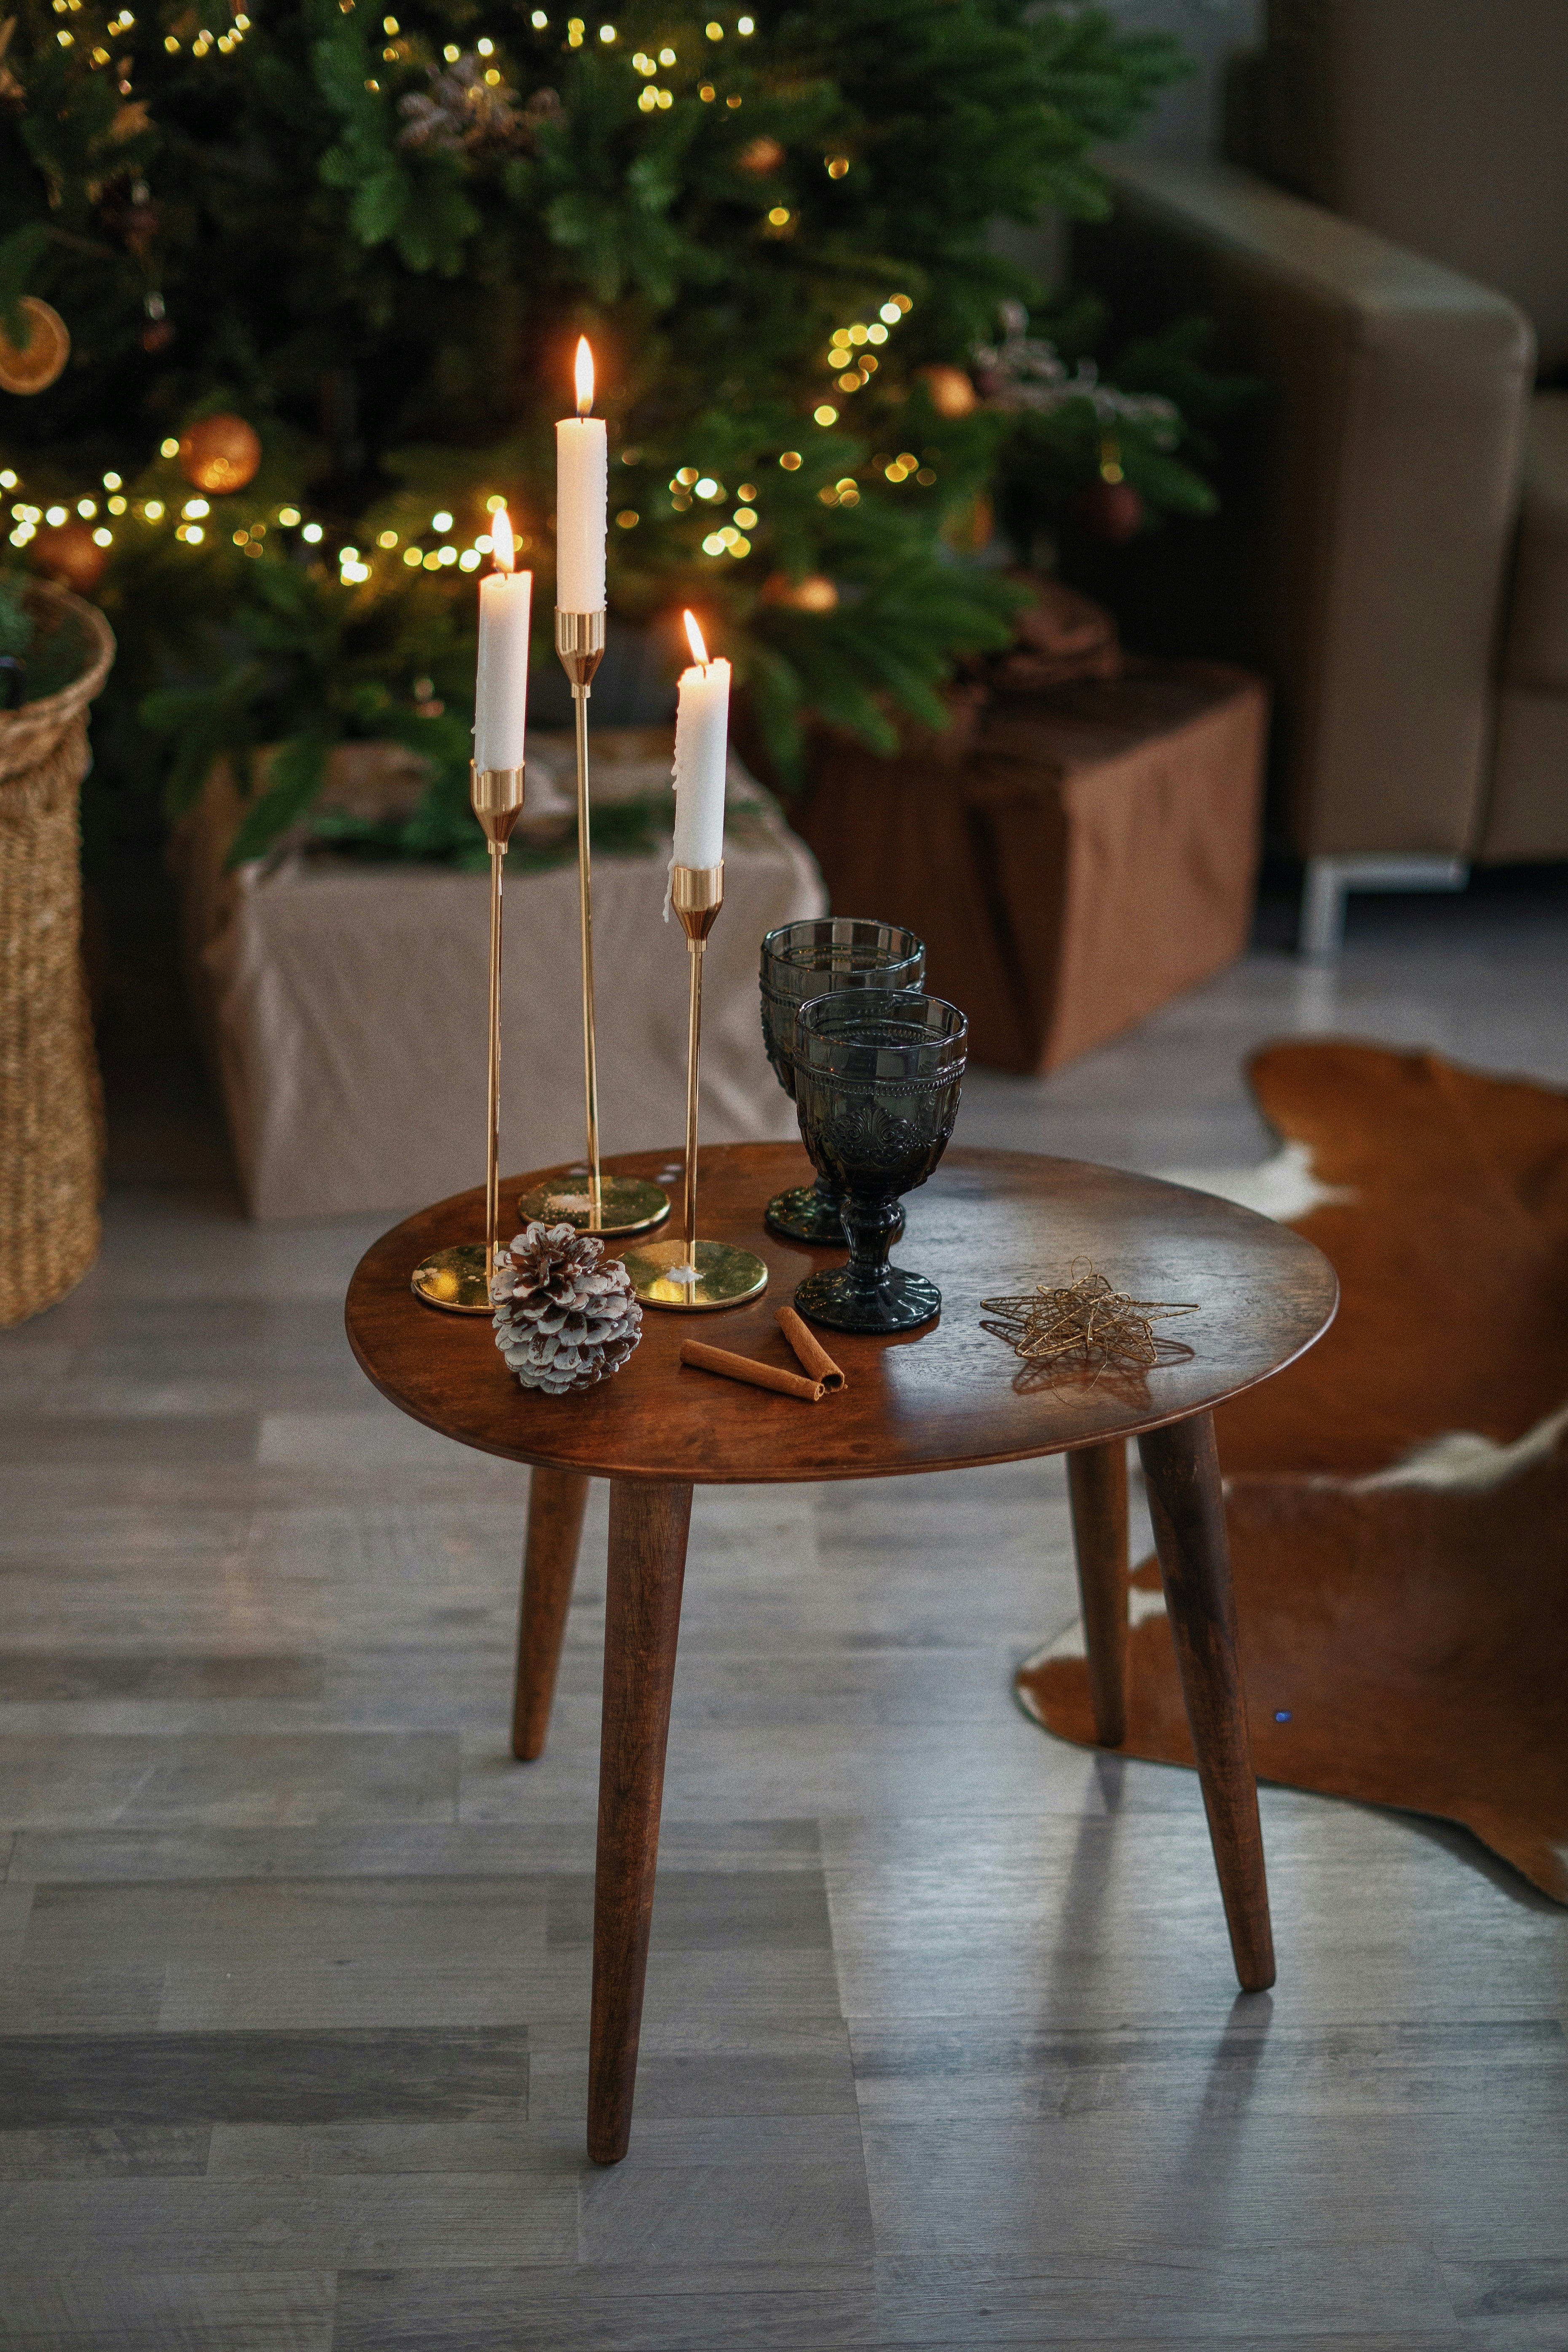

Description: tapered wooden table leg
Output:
[512,1468,591,1761]
[1138,1412,1276,1993]
[1067,1439,1128,1747]
[587,1477,693,2164]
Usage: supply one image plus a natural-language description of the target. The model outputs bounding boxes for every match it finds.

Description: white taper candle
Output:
[555,336,607,612]
[672,611,729,869]
[473,506,531,773]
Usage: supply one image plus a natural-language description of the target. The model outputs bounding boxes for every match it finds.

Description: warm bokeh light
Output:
[683,610,709,666]
[575,336,595,415]
[491,504,516,571]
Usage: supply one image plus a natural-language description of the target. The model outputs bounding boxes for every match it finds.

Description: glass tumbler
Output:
[790,990,968,1334]
[759,918,925,1243]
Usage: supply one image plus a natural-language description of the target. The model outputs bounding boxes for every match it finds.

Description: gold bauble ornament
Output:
[178,412,263,495]
[916,362,977,420]
[33,522,106,594]
[737,135,785,174]
[761,570,838,613]
[0,297,70,396]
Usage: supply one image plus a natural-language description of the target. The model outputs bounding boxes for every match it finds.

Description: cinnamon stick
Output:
[679,1340,826,1402]
[777,1304,846,1390]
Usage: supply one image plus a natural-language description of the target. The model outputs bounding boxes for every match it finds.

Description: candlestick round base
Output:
[515,1175,671,1238]
[622,1237,769,1312]
[410,1244,493,1315]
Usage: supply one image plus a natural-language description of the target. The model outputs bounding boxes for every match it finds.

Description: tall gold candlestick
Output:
[560,610,605,1226]
[681,894,705,1252]
[623,862,769,1311]
[514,609,671,1241]
[411,761,526,1313]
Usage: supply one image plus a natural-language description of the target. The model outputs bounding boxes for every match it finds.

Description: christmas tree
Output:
[0,0,1217,865]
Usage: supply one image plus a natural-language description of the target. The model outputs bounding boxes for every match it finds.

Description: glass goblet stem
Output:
[804,1172,850,1235]
[839,1195,901,1307]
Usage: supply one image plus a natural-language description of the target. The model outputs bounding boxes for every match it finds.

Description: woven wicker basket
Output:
[0,581,116,1326]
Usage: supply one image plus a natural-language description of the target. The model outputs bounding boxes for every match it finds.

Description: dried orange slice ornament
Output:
[0,298,71,396]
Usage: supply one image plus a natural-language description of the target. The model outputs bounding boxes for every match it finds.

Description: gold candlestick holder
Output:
[412,761,526,1313]
[515,610,671,1241]
[623,862,769,1311]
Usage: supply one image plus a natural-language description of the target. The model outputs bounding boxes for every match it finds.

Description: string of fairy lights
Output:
[2,461,516,583]
[10,8,941,592]
[3,284,933,589]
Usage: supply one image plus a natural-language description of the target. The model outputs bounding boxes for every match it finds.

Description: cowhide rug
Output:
[1018,1040,1568,1902]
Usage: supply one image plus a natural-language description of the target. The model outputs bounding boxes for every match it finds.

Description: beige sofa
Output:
[1084,0,1568,951]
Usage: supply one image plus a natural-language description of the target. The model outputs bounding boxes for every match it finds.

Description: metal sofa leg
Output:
[1298,855,1470,959]
[1299,860,1348,958]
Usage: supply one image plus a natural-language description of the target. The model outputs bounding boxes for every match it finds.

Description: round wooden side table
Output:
[347,1142,1337,2163]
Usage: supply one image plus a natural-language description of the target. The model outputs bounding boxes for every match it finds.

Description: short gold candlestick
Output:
[412,762,526,1313]
[516,610,671,1240]
[623,862,769,1311]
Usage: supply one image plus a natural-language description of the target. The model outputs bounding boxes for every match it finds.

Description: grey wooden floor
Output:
[3,873,1567,2349]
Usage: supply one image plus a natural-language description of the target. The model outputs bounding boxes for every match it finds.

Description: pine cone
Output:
[491,1221,643,1395]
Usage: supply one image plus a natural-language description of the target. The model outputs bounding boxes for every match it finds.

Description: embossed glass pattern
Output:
[791,990,967,1334]
[759,918,925,1243]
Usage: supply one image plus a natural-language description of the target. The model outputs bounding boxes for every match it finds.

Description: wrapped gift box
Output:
[796,662,1268,1073]
[171,729,825,1219]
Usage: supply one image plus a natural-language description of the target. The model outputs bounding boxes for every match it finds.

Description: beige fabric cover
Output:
[1260,0,1568,374]
[172,730,826,1220]
[1101,155,1535,860]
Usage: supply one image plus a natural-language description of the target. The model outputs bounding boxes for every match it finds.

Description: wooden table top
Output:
[345,1143,1337,1485]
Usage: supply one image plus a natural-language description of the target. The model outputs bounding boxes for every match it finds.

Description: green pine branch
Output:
[0,0,1218,863]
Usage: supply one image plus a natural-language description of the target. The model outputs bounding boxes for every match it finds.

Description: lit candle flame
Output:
[683,609,709,667]
[491,504,515,572]
[574,336,595,417]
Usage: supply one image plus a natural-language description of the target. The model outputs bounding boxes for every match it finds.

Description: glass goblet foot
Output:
[794,1262,941,1334]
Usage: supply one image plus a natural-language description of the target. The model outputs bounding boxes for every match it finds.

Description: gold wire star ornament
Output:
[981,1260,1198,1379]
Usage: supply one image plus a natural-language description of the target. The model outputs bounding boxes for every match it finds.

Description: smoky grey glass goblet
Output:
[791,991,968,1335]
[759,917,925,1243]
